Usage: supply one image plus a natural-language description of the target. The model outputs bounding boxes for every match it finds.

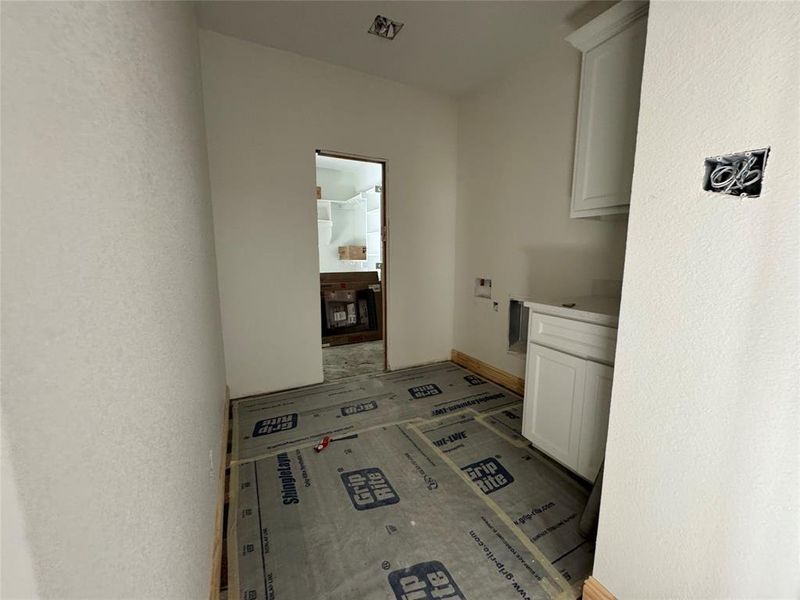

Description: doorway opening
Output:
[315,150,386,381]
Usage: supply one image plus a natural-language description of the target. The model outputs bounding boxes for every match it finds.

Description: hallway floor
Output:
[226,362,595,599]
[322,340,384,381]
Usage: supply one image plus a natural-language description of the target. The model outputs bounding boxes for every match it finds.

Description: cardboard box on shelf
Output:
[338,245,367,261]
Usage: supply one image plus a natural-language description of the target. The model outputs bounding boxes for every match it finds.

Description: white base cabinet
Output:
[576,360,613,481]
[522,311,617,481]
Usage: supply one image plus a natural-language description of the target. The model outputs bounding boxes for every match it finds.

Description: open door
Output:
[315,150,387,380]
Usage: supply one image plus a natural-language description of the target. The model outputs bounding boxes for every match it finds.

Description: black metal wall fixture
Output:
[703,147,769,198]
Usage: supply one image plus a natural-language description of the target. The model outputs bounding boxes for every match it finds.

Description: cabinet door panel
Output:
[577,361,614,481]
[522,344,585,469]
[571,16,647,216]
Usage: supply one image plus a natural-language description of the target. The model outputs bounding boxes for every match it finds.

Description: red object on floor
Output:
[314,436,331,452]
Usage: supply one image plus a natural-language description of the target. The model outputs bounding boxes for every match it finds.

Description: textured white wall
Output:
[1,3,227,598]
[454,23,628,378]
[1,431,38,599]
[200,31,458,398]
[594,1,800,597]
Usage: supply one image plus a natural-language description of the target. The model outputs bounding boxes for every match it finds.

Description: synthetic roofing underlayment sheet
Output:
[229,361,594,600]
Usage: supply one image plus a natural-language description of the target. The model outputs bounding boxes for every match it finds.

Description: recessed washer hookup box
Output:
[703,147,769,198]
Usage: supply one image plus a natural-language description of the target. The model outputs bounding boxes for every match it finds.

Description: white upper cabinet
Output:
[567,1,648,219]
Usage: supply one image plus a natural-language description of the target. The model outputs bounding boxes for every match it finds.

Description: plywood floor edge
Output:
[451,349,525,396]
[583,576,616,600]
[209,386,231,600]
[226,463,241,597]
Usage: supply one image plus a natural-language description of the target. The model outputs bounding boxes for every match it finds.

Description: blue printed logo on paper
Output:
[252,413,298,437]
[433,431,467,448]
[276,453,299,505]
[464,374,486,386]
[462,457,514,495]
[340,467,399,510]
[388,561,465,600]
[408,384,442,399]
[340,400,379,417]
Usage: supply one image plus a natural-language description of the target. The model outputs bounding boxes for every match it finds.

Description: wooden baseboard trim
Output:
[583,576,616,600]
[451,350,525,396]
[209,385,231,600]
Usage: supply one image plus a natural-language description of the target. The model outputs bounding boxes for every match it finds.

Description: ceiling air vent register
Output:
[368,15,404,40]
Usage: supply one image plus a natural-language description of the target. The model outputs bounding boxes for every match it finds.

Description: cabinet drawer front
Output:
[529,313,617,364]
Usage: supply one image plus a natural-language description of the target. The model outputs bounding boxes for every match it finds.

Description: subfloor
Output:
[322,340,384,381]
[227,362,594,599]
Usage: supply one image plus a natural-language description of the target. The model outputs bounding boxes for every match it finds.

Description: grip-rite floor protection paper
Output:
[231,362,522,464]
[229,362,595,600]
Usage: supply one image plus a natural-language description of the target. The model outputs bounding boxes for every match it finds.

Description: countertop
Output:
[522,295,620,328]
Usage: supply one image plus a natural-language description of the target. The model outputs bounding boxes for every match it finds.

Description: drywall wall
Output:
[200,31,457,397]
[454,18,628,378]
[1,3,227,598]
[1,427,38,599]
[593,1,800,597]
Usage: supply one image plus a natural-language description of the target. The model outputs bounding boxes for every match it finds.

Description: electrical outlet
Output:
[474,277,492,299]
